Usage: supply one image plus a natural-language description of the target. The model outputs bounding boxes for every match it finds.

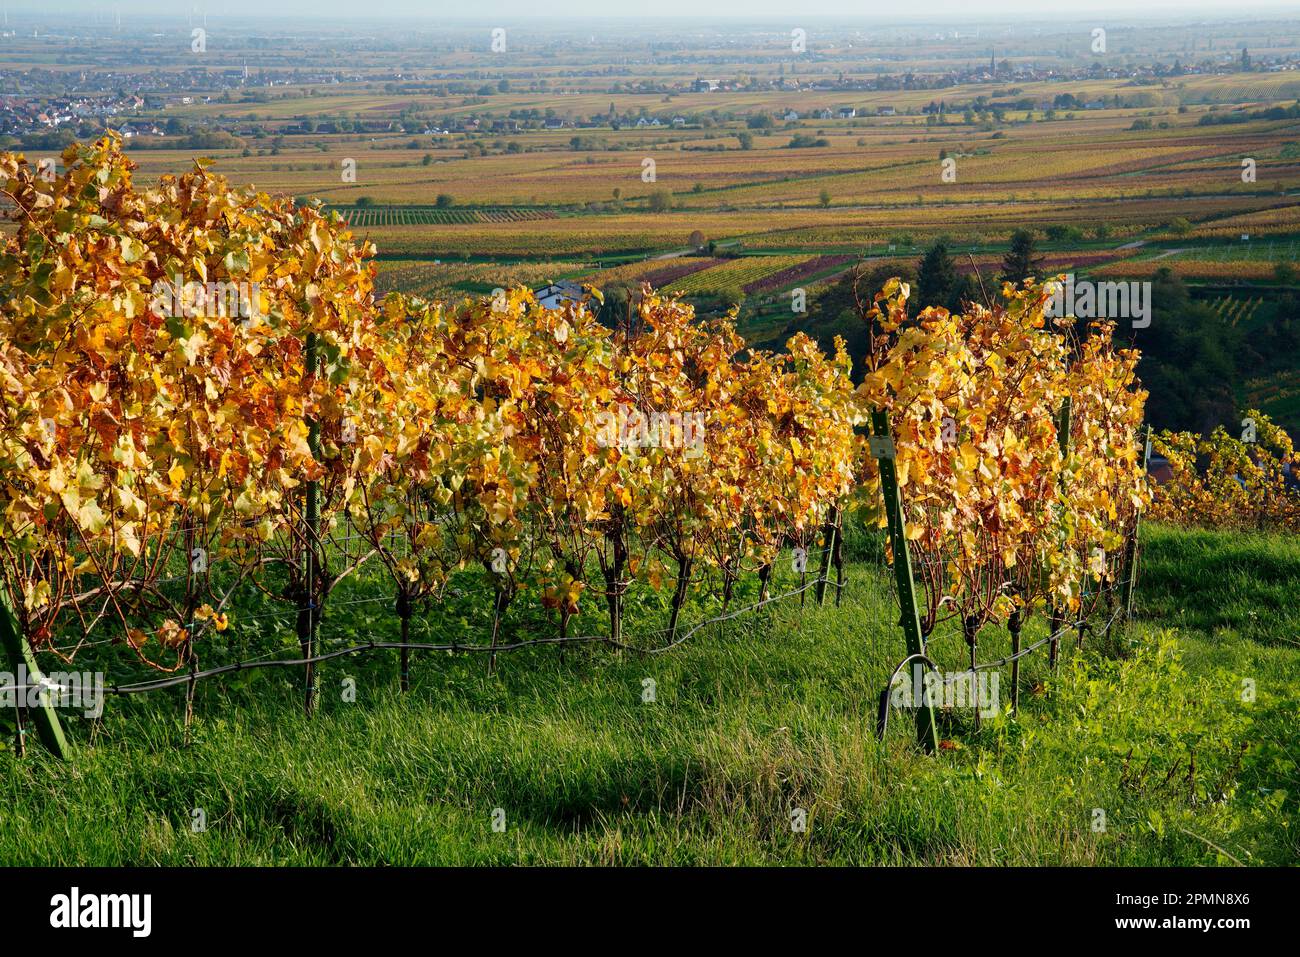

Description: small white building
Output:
[534,280,587,310]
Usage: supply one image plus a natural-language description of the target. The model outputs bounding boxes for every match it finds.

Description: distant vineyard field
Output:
[742,254,856,295]
[582,257,719,289]
[1160,240,1300,262]
[665,255,810,299]
[332,206,559,228]
[1210,295,1263,327]
[375,258,586,297]
[1091,258,1279,280]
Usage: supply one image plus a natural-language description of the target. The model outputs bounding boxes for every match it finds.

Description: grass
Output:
[0,523,1295,865]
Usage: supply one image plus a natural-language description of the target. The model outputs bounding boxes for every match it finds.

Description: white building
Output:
[534,280,587,310]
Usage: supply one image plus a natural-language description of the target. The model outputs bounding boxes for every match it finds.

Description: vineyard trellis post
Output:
[815,505,839,606]
[1008,607,1023,714]
[1119,423,1152,625]
[1,586,71,760]
[300,331,322,716]
[869,409,939,754]
[1049,396,1072,674]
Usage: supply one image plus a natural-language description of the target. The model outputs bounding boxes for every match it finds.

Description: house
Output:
[672,116,687,127]
[817,108,834,120]
[876,106,896,116]
[782,109,800,121]
[534,280,586,310]
[1147,455,1174,485]
[544,117,565,130]
[691,78,717,93]
[838,107,857,118]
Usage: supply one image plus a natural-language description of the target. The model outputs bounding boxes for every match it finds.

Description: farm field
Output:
[1,524,1294,866]
[373,258,592,298]
[119,113,1299,217]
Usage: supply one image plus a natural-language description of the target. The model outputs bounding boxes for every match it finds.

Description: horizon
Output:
[5,2,1300,22]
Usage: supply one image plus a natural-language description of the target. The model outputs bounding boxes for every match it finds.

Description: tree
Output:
[818,188,831,208]
[737,131,754,150]
[1001,229,1043,285]
[648,189,673,213]
[1126,268,1239,434]
[1045,224,1083,244]
[435,193,454,208]
[916,240,957,309]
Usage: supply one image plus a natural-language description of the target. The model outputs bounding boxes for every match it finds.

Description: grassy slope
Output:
[1,524,1295,865]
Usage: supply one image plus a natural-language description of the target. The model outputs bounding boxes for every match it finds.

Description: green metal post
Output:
[870,409,939,754]
[0,586,71,759]
[815,505,838,606]
[1119,424,1151,624]
[301,331,322,716]
[1049,396,1072,673]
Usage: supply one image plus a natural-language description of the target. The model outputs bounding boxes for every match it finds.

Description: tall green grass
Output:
[0,524,1294,865]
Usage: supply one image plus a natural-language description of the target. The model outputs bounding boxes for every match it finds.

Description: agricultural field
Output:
[333,206,558,228]
[1210,295,1265,327]
[1093,258,1280,281]
[662,254,811,299]
[373,258,591,298]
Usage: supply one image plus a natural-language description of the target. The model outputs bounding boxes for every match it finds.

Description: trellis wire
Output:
[76,569,836,696]
[875,585,1134,741]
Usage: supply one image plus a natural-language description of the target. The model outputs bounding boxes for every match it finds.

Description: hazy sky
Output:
[8,0,1300,19]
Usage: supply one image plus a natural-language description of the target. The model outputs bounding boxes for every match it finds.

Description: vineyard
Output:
[4,0,1300,880]
[0,137,1169,765]
[1091,258,1281,281]
[1151,411,1300,531]
[663,255,811,299]
[332,206,559,228]
[1209,295,1263,327]
[580,256,719,289]
[374,259,589,298]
